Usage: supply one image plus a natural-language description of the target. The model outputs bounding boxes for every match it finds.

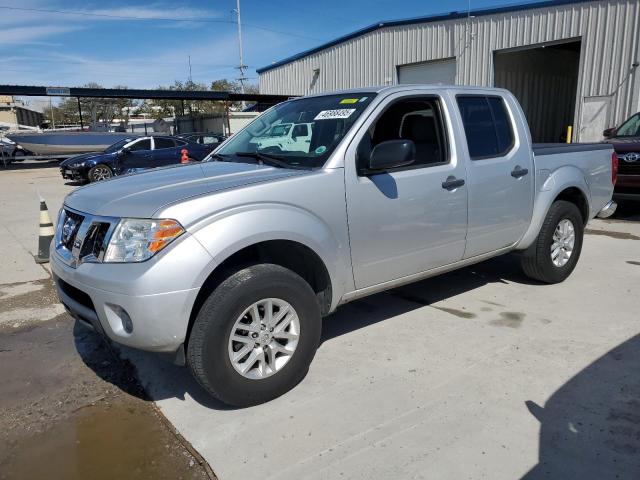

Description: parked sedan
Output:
[603,112,640,201]
[59,136,214,183]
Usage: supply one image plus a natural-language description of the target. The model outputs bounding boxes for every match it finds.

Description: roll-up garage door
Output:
[397,58,456,85]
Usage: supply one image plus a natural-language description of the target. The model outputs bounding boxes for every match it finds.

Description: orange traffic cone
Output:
[181,149,189,164]
[35,199,54,264]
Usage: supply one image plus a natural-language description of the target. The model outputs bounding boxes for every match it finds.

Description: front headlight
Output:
[103,218,184,263]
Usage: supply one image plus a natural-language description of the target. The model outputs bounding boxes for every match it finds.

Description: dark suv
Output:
[603,112,640,201]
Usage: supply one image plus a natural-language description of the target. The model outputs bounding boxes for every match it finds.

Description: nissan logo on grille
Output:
[621,152,640,163]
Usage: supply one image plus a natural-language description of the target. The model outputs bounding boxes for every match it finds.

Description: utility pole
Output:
[188,55,193,83]
[234,0,248,108]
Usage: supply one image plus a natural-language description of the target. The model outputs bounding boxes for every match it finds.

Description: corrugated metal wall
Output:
[259,0,640,141]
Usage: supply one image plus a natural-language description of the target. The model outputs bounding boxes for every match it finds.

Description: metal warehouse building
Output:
[257,0,640,142]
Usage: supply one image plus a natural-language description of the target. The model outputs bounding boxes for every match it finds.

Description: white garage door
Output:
[397,58,457,85]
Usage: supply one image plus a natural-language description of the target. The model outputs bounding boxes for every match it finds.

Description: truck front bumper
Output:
[613,174,640,201]
[51,247,201,354]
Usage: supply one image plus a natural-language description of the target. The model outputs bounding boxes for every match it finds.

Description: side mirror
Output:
[119,147,130,156]
[603,127,616,138]
[367,140,415,172]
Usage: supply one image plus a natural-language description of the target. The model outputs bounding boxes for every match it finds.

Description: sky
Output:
[1,0,543,109]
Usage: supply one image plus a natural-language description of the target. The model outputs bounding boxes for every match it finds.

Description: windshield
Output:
[616,113,640,137]
[211,93,376,168]
[104,138,135,153]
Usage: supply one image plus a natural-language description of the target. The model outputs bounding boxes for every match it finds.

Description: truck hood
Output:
[64,161,309,218]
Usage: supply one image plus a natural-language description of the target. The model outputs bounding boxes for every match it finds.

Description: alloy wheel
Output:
[227,298,300,380]
[550,218,575,267]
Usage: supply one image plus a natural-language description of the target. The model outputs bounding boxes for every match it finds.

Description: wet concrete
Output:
[2,399,207,480]
[0,285,212,480]
[489,311,526,329]
[585,228,640,241]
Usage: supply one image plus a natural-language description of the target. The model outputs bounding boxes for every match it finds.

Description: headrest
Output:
[401,114,437,143]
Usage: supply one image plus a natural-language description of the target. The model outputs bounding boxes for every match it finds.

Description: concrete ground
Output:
[1,162,639,479]
[0,163,211,480]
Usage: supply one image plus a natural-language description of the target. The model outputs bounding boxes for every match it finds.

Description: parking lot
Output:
[1,161,639,479]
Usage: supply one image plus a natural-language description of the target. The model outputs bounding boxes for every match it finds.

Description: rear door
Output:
[152,137,181,166]
[455,93,534,258]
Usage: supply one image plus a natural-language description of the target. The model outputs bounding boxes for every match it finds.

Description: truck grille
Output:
[618,153,640,174]
[55,208,117,268]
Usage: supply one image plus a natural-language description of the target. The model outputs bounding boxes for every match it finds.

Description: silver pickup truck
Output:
[52,85,617,406]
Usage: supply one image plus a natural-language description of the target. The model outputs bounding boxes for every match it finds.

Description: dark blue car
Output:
[59,135,215,183]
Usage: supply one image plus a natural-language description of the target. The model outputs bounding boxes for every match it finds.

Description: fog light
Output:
[119,308,134,333]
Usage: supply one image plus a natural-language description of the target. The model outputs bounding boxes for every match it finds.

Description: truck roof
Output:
[298,84,512,99]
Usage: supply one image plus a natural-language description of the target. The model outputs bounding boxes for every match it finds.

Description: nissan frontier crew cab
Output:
[52,85,618,407]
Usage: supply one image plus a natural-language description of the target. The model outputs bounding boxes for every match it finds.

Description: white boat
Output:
[5,131,136,156]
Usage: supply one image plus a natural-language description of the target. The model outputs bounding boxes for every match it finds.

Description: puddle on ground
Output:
[0,400,208,480]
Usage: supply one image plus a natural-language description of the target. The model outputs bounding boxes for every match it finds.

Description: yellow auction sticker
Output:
[339,98,359,104]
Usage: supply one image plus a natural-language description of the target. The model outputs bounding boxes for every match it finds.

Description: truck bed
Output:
[532,143,612,156]
[532,142,614,218]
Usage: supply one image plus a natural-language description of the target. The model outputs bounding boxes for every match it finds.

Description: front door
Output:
[455,94,534,258]
[116,138,152,173]
[345,94,468,289]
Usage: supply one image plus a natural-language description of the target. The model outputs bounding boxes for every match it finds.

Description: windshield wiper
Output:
[234,151,307,170]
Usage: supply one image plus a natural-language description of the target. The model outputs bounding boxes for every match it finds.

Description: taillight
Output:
[611,152,618,185]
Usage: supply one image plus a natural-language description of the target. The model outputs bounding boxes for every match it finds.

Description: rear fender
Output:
[516,166,590,250]
[191,203,351,311]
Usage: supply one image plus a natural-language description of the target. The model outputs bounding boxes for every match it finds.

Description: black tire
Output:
[12,150,26,162]
[187,264,322,407]
[521,200,584,283]
[87,164,113,182]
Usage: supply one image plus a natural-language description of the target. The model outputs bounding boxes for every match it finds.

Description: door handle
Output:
[441,176,465,191]
[511,166,529,178]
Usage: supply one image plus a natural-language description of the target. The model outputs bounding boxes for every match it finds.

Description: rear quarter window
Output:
[457,95,514,160]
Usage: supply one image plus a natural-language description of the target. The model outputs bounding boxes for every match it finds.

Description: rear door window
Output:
[457,96,514,159]
[154,138,175,149]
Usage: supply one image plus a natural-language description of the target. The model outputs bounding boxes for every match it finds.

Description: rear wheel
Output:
[187,264,322,407]
[88,164,113,182]
[12,150,25,162]
[521,200,584,283]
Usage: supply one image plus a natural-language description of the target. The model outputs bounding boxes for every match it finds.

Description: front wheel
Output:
[187,264,322,407]
[521,200,584,283]
[87,164,113,182]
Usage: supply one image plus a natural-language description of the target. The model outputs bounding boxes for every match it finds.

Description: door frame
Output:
[342,89,469,289]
